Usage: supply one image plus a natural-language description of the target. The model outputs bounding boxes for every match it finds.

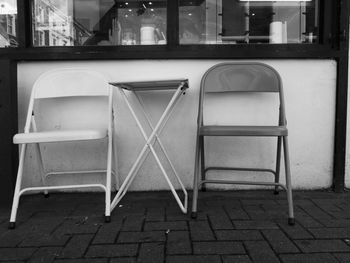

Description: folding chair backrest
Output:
[32,69,110,99]
[202,62,280,93]
[24,69,112,133]
[198,62,286,126]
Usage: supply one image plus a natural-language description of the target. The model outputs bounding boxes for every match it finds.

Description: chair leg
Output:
[283,136,295,225]
[200,136,206,192]
[112,140,119,191]
[9,144,27,229]
[274,137,282,195]
[34,143,49,197]
[105,136,112,223]
[191,135,201,219]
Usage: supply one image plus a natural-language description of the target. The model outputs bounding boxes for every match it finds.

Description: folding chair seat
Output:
[9,68,117,229]
[199,125,288,137]
[191,62,295,225]
[13,129,108,144]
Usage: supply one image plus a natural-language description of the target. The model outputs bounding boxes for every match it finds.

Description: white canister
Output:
[141,25,156,45]
[269,21,283,44]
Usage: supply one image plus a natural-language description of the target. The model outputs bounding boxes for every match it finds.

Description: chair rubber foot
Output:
[8,222,15,229]
[44,193,50,198]
[105,216,111,223]
[273,190,279,195]
[191,212,197,219]
[288,218,295,226]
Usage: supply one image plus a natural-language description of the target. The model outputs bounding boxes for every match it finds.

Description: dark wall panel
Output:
[0,60,18,207]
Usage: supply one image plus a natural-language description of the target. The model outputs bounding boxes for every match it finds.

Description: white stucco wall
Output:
[18,60,336,191]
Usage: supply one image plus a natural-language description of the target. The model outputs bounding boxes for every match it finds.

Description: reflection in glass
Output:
[32,0,167,46]
[179,0,319,45]
[0,0,17,47]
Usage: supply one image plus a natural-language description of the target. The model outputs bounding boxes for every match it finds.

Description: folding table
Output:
[109,79,189,213]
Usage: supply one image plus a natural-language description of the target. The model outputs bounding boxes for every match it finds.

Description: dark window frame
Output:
[0,0,343,60]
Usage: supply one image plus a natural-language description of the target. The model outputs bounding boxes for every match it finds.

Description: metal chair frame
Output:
[191,62,295,225]
[9,69,118,229]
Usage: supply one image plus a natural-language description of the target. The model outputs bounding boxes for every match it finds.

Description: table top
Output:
[109,79,189,91]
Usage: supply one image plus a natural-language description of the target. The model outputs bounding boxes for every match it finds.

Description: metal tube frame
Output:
[111,82,188,213]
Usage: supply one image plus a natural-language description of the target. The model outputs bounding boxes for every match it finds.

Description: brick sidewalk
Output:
[1,190,350,262]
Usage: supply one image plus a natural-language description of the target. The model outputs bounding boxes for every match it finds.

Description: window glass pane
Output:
[0,0,17,47]
[179,0,319,45]
[32,0,166,46]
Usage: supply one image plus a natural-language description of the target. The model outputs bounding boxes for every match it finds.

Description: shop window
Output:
[32,0,167,46]
[0,0,18,47]
[179,0,319,45]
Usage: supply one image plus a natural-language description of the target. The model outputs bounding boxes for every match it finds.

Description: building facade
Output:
[0,0,348,204]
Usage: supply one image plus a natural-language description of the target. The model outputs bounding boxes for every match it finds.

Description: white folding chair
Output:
[9,68,117,229]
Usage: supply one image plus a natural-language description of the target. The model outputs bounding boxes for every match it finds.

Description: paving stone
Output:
[54,259,108,263]
[110,258,136,263]
[295,240,350,253]
[53,217,101,236]
[222,255,253,263]
[137,242,164,263]
[308,228,350,239]
[336,210,350,219]
[224,207,250,220]
[69,202,105,216]
[85,244,138,258]
[193,241,245,255]
[215,230,263,241]
[244,241,280,263]
[0,217,64,247]
[277,221,313,239]
[28,247,62,263]
[167,231,191,255]
[166,207,190,221]
[17,216,64,235]
[122,215,145,231]
[205,199,241,207]
[0,248,36,261]
[19,234,70,247]
[146,207,165,222]
[207,209,234,229]
[334,253,350,263]
[318,219,350,228]
[113,205,146,216]
[144,221,187,231]
[314,202,345,215]
[262,229,299,253]
[299,203,334,220]
[293,199,316,206]
[58,234,93,259]
[233,220,279,230]
[166,255,221,263]
[189,221,215,241]
[280,253,338,263]
[92,220,123,244]
[295,211,323,228]
[241,199,279,206]
[0,231,29,247]
[243,205,267,220]
[262,209,289,220]
[118,231,166,243]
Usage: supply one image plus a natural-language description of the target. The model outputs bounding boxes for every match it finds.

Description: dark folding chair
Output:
[191,62,295,225]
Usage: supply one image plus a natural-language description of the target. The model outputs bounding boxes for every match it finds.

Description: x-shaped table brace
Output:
[110,79,189,213]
